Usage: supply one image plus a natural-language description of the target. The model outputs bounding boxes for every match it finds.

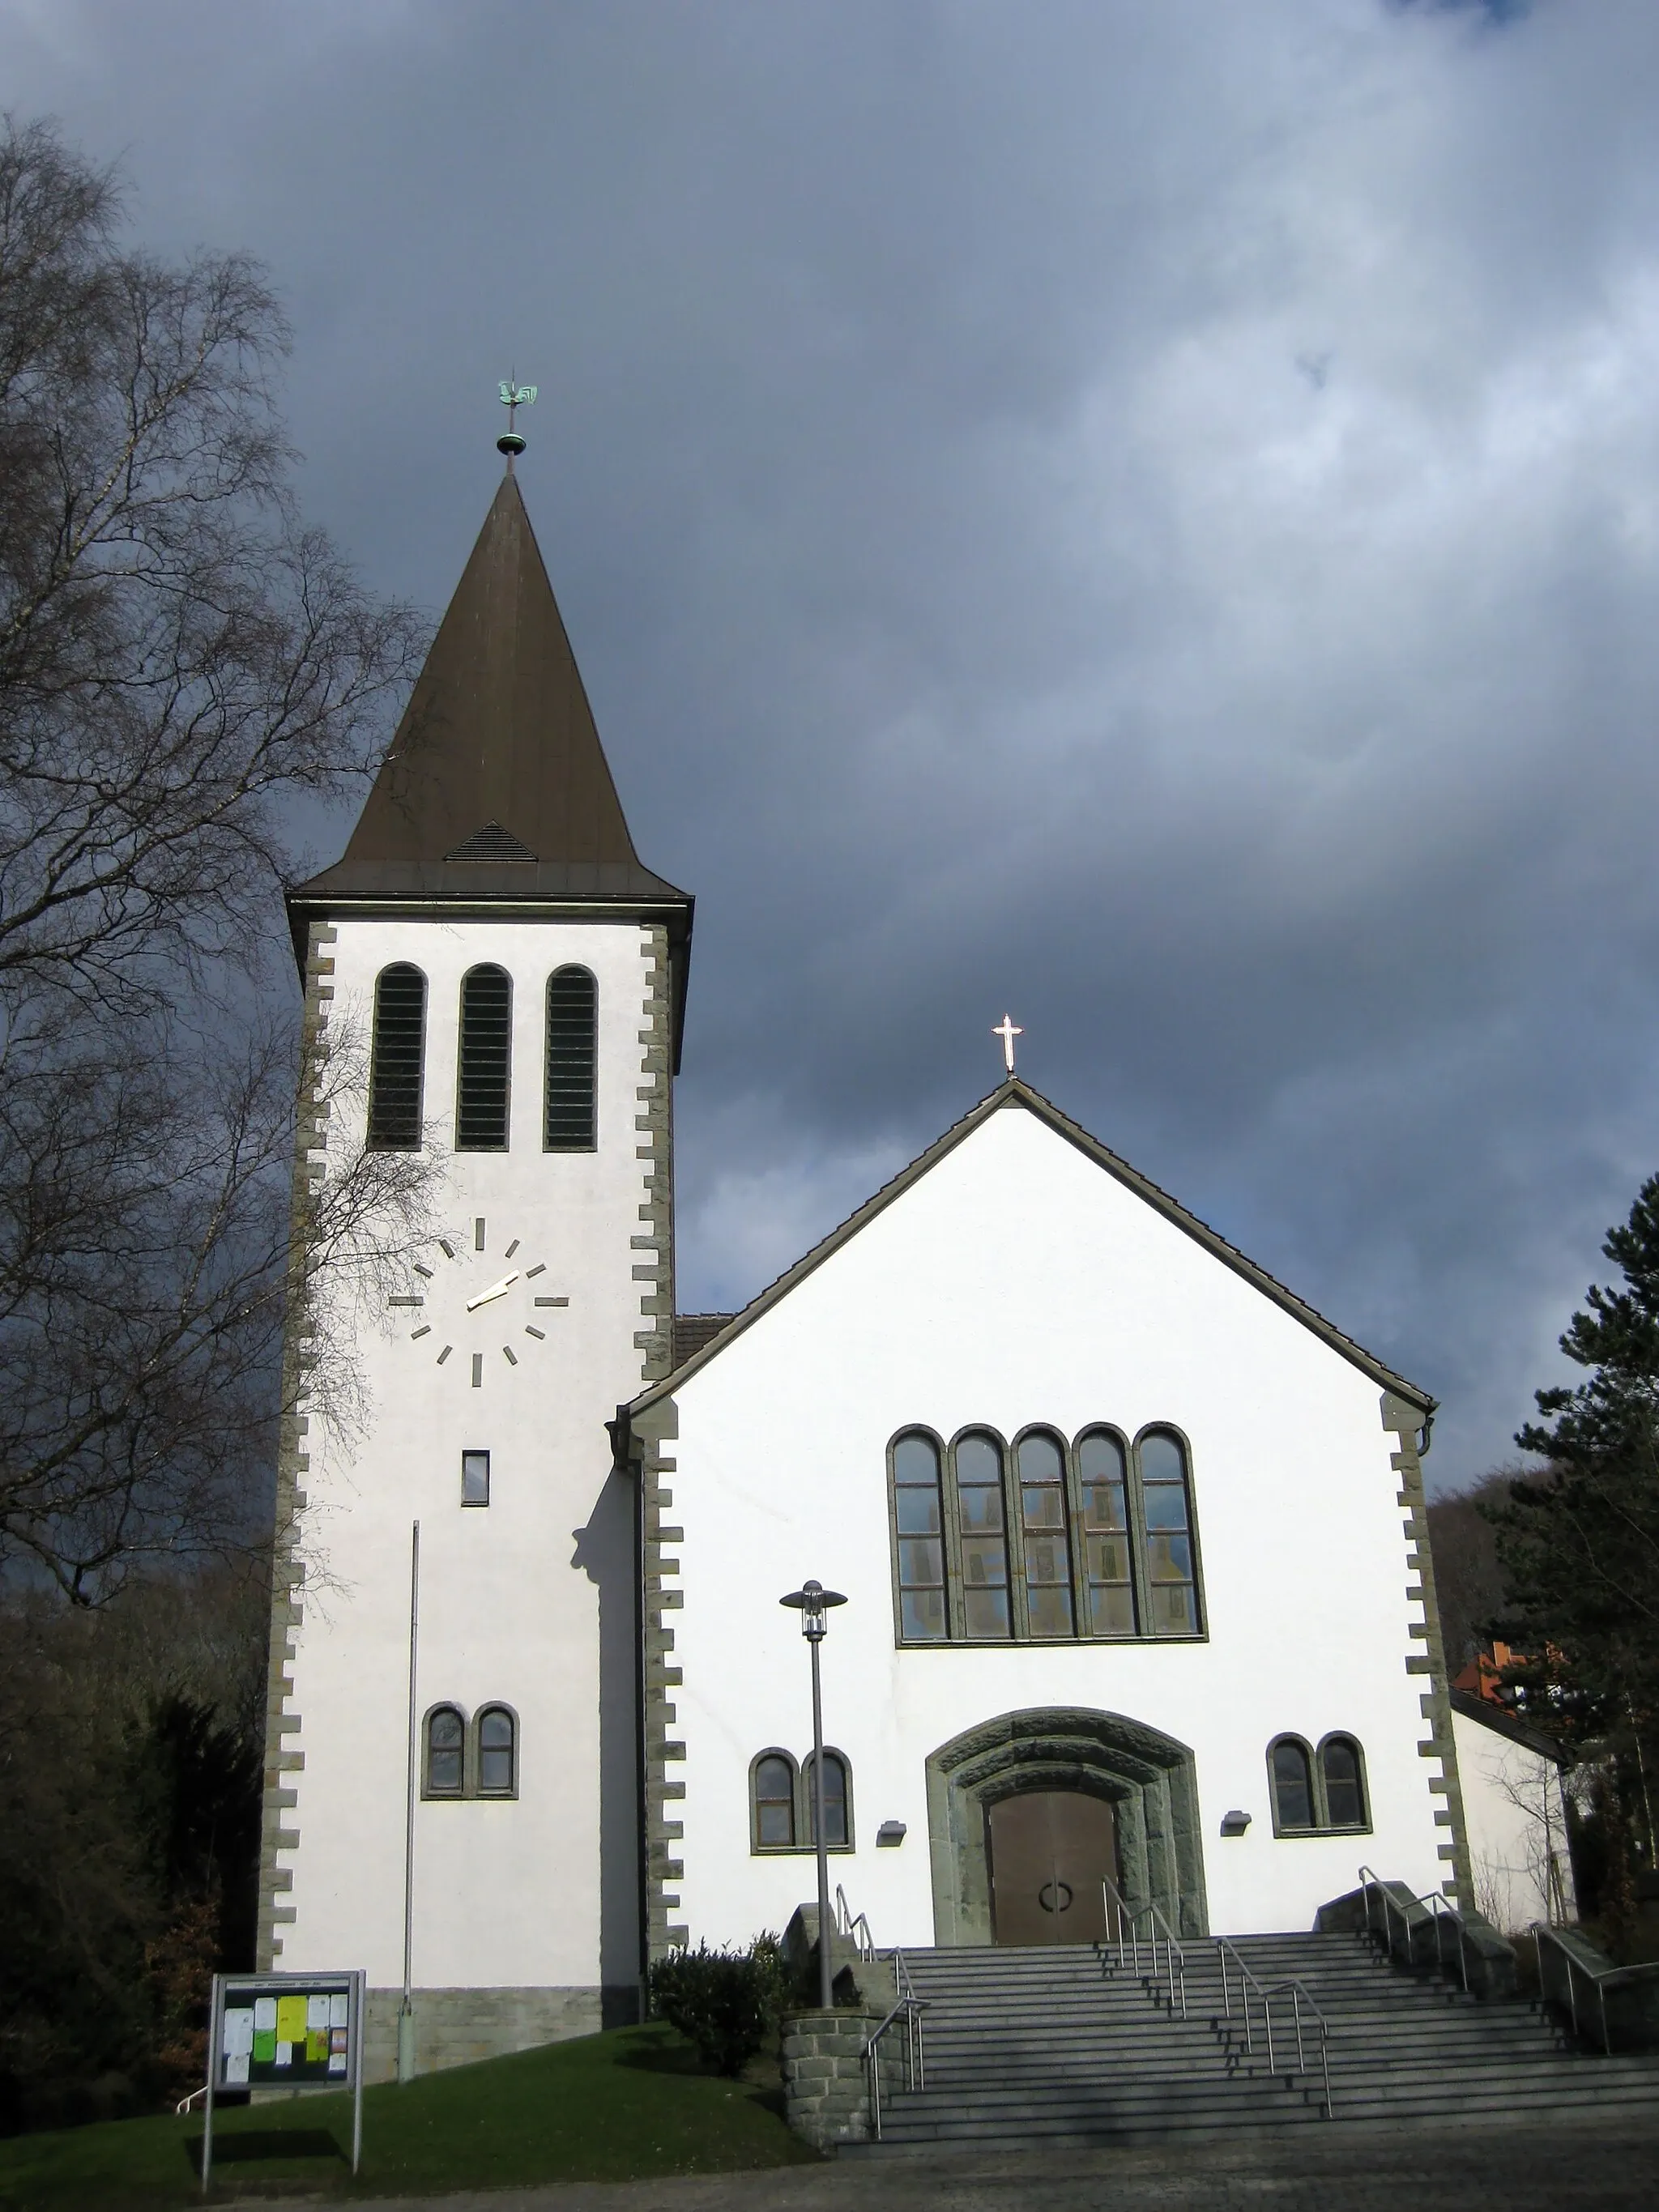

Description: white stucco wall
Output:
[1452,1703,1576,1935]
[277,914,657,1994]
[663,1101,1446,1950]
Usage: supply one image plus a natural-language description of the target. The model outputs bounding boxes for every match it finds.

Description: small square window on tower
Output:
[461,1450,491,1507]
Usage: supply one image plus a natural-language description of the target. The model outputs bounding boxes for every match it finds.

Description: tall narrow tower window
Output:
[544,965,597,1149]
[367,963,426,1149]
[456,965,513,1150]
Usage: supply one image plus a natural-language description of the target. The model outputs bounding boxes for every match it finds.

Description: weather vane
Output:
[993,1014,1022,1074]
[497,379,538,462]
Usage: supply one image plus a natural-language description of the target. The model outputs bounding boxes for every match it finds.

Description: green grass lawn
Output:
[0,2023,818,2210]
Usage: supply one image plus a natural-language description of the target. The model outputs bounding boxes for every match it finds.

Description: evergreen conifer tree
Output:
[1486,1177,1659,1912]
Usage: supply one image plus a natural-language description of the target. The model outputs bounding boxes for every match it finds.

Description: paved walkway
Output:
[231,2116,1659,2211]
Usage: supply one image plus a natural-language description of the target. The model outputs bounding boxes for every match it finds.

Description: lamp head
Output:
[780,1578,847,1641]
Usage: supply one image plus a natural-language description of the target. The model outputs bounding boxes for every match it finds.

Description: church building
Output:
[260,447,1482,2078]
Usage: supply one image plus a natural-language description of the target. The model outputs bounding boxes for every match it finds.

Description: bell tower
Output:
[258,414,692,2076]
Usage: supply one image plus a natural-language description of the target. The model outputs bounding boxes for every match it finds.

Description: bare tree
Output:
[0,116,424,1012]
[0,116,433,1601]
[0,1006,435,1602]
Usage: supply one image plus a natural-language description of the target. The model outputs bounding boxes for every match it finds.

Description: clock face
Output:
[386,1215,566,1386]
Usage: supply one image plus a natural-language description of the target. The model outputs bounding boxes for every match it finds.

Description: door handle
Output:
[1038,1880,1073,1915]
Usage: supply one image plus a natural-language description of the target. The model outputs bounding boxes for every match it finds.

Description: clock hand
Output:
[465,1270,522,1312]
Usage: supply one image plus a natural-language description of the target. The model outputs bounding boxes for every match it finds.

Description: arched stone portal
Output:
[924,1707,1209,1944]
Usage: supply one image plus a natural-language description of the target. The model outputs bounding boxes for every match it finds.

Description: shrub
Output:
[647,1935,790,2077]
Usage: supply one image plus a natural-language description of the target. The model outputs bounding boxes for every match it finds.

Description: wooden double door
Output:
[987,1789,1120,1946]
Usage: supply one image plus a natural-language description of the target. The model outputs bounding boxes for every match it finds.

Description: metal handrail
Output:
[834,1883,876,1962]
[861,1978,928,2142]
[1215,1938,1333,2119]
[1531,1921,1659,2056]
[1358,1864,1471,1994]
[1102,1874,1188,2018]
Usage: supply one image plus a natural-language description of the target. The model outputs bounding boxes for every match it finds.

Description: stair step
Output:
[851,1929,1659,2149]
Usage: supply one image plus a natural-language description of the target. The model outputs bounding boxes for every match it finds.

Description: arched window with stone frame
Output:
[423,1703,467,1797]
[476,1704,519,1798]
[803,1749,854,1851]
[1267,1735,1316,1834]
[749,1750,799,1852]
[1316,1733,1370,1831]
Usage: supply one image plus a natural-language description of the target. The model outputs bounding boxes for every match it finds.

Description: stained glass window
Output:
[1017,1430,1074,1637]
[1078,1429,1136,1634]
[954,1432,1011,1637]
[1139,1430,1200,1635]
[893,1432,947,1639]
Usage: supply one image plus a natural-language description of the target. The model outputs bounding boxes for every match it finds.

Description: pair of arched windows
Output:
[1268,1734,1368,1835]
[423,1703,518,1800]
[749,1749,853,1854]
[366,963,597,1153]
[889,1425,1201,1644]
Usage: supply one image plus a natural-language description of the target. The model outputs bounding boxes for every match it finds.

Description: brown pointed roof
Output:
[291,470,691,909]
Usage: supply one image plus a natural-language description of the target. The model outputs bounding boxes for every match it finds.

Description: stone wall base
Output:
[782,2008,880,2151]
[360,1984,638,2083]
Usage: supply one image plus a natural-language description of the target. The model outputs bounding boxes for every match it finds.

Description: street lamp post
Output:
[780,1579,847,2010]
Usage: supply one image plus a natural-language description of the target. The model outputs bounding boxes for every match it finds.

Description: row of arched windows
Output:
[889,1426,1201,1644]
[366,962,597,1153]
[1268,1734,1369,1835]
[423,1703,518,1799]
[748,1749,853,1853]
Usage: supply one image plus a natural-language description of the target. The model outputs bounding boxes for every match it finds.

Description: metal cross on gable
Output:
[993,1014,1023,1073]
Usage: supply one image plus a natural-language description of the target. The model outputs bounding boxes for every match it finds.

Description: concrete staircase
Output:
[852,1931,1659,2150]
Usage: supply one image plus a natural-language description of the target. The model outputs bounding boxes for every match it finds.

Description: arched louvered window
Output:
[477,1707,518,1796]
[1269,1737,1316,1833]
[1320,1736,1369,1830]
[456,965,512,1149]
[751,1752,797,1849]
[1138,1430,1200,1635]
[367,963,426,1149]
[1017,1430,1074,1637]
[1077,1429,1136,1634]
[891,1431,947,1641]
[804,1750,852,1849]
[424,1706,465,1796]
[544,965,597,1149]
[953,1432,1011,1639]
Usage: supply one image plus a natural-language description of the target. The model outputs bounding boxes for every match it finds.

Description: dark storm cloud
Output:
[6,0,1658,1486]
